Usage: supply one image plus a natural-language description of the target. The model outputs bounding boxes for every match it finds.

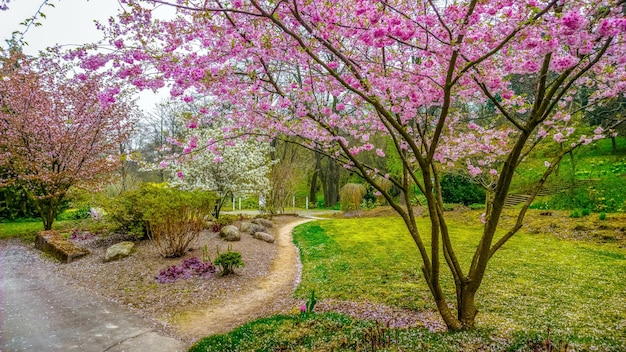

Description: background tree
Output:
[0,49,135,229]
[267,138,312,213]
[82,0,626,330]
[166,119,273,219]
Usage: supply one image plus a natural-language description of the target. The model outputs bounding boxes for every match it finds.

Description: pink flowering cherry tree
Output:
[0,49,136,230]
[78,0,626,330]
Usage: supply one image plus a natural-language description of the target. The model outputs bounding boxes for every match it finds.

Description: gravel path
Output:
[171,218,313,341]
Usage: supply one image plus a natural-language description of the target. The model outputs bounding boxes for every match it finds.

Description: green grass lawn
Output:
[192,213,626,351]
[0,218,85,241]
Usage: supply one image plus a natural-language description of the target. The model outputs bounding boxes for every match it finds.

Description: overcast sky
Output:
[0,0,167,111]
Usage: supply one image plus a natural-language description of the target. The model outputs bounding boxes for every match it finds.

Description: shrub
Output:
[100,188,147,239]
[57,205,92,221]
[360,199,378,210]
[102,183,216,256]
[581,208,591,216]
[599,212,607,221]
[141,184,216,258]
[569,210,581,218]
[214,245,244,276]
[339,183,367,212]
[440,173,486,206]
[469,203,485,210]
[0,185,39,220]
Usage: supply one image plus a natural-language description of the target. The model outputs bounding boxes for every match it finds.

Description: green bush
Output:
[547,186,593,211]
[546,177,626,213]
[440,173,486,206]
[0,185,39,220]
[99,187,147,239]
[569,210,581,218]
[599,212,607,221]
[140,184,215,257]
[101,183,216,256]
[214,245,244,276]
[57,206,91,221]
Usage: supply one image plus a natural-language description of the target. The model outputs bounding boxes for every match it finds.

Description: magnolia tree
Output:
[77,0,626,330]
[163,117,273,219]
[0,49,136,229]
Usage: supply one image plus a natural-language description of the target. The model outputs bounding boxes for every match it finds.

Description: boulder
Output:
[251,218,273,228]
[104,241,135,262]
[240,222,266,235]
[219,225,241,241]
[253,231,275,243]
[35,230,89,263]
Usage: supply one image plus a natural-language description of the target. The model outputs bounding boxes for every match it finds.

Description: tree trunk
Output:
[309,152,321,206]
[213,192,230,219]
[458,287,478,328]
[320,156,339,208]
[37,197,59,231]
[612,136,617,153]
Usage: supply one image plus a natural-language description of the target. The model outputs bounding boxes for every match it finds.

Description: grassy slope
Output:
[291,216,626,350]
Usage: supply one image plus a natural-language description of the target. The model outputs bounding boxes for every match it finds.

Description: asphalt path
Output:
[0,243,187,352]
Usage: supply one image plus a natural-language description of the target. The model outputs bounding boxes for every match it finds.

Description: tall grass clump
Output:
[339,183,367,212]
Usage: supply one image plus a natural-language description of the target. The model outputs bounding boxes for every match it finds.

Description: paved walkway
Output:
[0,244,187,352]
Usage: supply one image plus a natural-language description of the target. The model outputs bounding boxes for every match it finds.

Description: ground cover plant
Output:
[288,215,626,350]
[188,313,501,352]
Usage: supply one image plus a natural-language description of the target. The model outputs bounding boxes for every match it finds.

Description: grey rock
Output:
[240,222,266,235]
[251,218,273,228]
[219,225,241,241]
[105,241,135,262]
[253,232,275,243]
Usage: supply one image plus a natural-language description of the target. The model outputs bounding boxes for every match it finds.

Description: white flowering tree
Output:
[164,123,273,219]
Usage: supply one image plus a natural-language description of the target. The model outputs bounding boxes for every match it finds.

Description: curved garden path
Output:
[171,218,313,342]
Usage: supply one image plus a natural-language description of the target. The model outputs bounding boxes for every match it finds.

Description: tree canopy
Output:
[0,49,136,229]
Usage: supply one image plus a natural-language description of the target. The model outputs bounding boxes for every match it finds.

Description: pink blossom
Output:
[327,61,339,69]
[336,103,345,111]
[158,161,169,169]
[176,171,184,180]
[561,11,584,33]
[468,122,479,130]
[544,161,551,168]
[376,148,385,157]
[553,133,564,143]
[551,55,577,72]
[213,156,223,163]
[489,169,497,176]
[468,164,481,177]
